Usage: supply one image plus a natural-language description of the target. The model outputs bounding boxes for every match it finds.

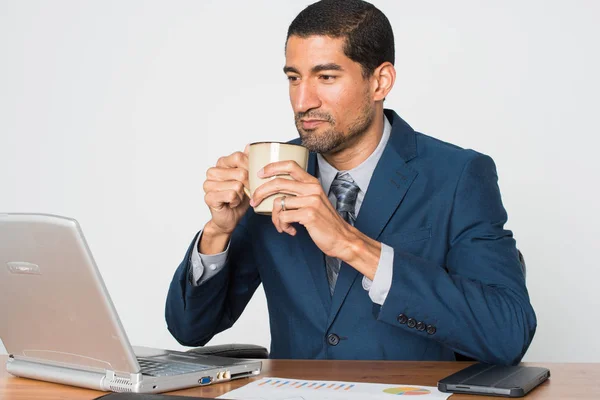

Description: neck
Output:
[323,107,385,171]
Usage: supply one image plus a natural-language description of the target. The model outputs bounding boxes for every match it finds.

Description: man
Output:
[166,0,536,365]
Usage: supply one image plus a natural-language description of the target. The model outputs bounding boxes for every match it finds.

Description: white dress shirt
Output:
[190,116,394,305]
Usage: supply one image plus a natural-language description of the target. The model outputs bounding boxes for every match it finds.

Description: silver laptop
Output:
[0,213,261,393]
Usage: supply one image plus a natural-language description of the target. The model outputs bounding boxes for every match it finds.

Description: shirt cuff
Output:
[189,229,229,286]
[361,243,394,305]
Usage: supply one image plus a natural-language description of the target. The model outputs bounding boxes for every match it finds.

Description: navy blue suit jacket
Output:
[166,110,536,365]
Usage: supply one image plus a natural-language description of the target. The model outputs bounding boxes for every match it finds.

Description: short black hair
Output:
[286,0,395,78]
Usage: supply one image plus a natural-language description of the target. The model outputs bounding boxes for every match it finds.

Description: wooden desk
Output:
[1,355,599,399]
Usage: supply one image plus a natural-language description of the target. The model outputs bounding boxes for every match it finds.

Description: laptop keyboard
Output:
[137,357,211,377]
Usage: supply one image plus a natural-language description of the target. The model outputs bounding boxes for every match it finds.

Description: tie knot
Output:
[330,172,359,214]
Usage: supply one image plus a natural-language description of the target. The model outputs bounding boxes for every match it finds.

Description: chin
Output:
[296,124,347,154]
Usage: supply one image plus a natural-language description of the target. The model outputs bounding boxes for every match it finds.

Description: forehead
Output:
[285,35,351,69]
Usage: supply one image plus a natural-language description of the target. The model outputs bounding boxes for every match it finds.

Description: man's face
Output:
[284,35,375,154]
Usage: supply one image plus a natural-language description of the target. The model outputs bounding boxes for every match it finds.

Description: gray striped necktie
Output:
[326,172,360,295]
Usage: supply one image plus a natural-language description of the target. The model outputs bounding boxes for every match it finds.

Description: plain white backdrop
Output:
[1,0,599,362]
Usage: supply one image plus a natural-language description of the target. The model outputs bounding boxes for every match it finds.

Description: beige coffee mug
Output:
[246,142,309,215]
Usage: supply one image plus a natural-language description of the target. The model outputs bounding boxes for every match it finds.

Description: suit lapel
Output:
[297,151,332,313]
[326,110,419,328]
[354,111,419,240]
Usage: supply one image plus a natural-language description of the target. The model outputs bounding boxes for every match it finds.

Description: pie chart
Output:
[383,386,431,395]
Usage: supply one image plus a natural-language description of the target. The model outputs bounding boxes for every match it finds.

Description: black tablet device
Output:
[438,363,550,397]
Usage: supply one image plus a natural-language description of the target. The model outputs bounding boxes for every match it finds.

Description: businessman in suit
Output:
[166,0,537,365]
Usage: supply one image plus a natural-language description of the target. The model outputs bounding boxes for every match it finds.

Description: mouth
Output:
[300,119,328,130]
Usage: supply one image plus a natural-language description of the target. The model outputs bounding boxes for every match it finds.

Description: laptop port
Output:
[199,376,212,385]
[216,371,231,380]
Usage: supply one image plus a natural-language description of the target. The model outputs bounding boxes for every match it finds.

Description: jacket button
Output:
[327,333,340,346]
[397,314,408,324]
[426,325,437,335]
[416,321,426,331]
[407,318,417,329]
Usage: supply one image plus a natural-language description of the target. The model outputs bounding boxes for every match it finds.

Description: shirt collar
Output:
[317,115,392,195]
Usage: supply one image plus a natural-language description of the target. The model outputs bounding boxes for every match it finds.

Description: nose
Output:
[292,80,321,114]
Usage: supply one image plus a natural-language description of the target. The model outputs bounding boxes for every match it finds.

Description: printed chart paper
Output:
[218,377,453,399]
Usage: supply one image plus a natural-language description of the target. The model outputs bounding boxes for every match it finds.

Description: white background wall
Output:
[1,0,599,362]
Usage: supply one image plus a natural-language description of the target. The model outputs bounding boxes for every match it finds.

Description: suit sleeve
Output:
[377,153,537,365]
[165,213,261,347]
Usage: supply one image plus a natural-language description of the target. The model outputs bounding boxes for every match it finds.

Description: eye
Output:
[287,75,300,82]
[319,75,336,81]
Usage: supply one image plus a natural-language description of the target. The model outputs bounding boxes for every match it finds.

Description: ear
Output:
[371,62,396,102]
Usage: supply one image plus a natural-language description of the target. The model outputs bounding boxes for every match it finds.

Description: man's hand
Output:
[200,147,250,254]
[250,160,381,279]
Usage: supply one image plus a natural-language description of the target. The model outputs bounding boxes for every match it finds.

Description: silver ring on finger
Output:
[280,195,287,212]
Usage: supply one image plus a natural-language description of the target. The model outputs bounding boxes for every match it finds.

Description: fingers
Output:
[278,209,311,230]
[252,178,321,208]
[203,179,246,197]
[205,189,244,210]
[272,194,323,236]
[202,148,251,214]
[206,167,249,190]
[216,151,249,169]
[259,160,317,184]
[271,195,298,235]
[207,150,250,190]
[274,194,322,211]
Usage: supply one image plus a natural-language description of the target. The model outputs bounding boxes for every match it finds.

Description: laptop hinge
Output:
[6,357,106,391]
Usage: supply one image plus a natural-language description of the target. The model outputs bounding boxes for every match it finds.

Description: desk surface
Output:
[1,355,599,399]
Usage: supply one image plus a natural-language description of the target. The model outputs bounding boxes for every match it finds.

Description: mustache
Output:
[295,111,334,124]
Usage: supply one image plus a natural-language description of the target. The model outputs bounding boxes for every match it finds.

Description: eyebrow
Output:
[283,63,344,75]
